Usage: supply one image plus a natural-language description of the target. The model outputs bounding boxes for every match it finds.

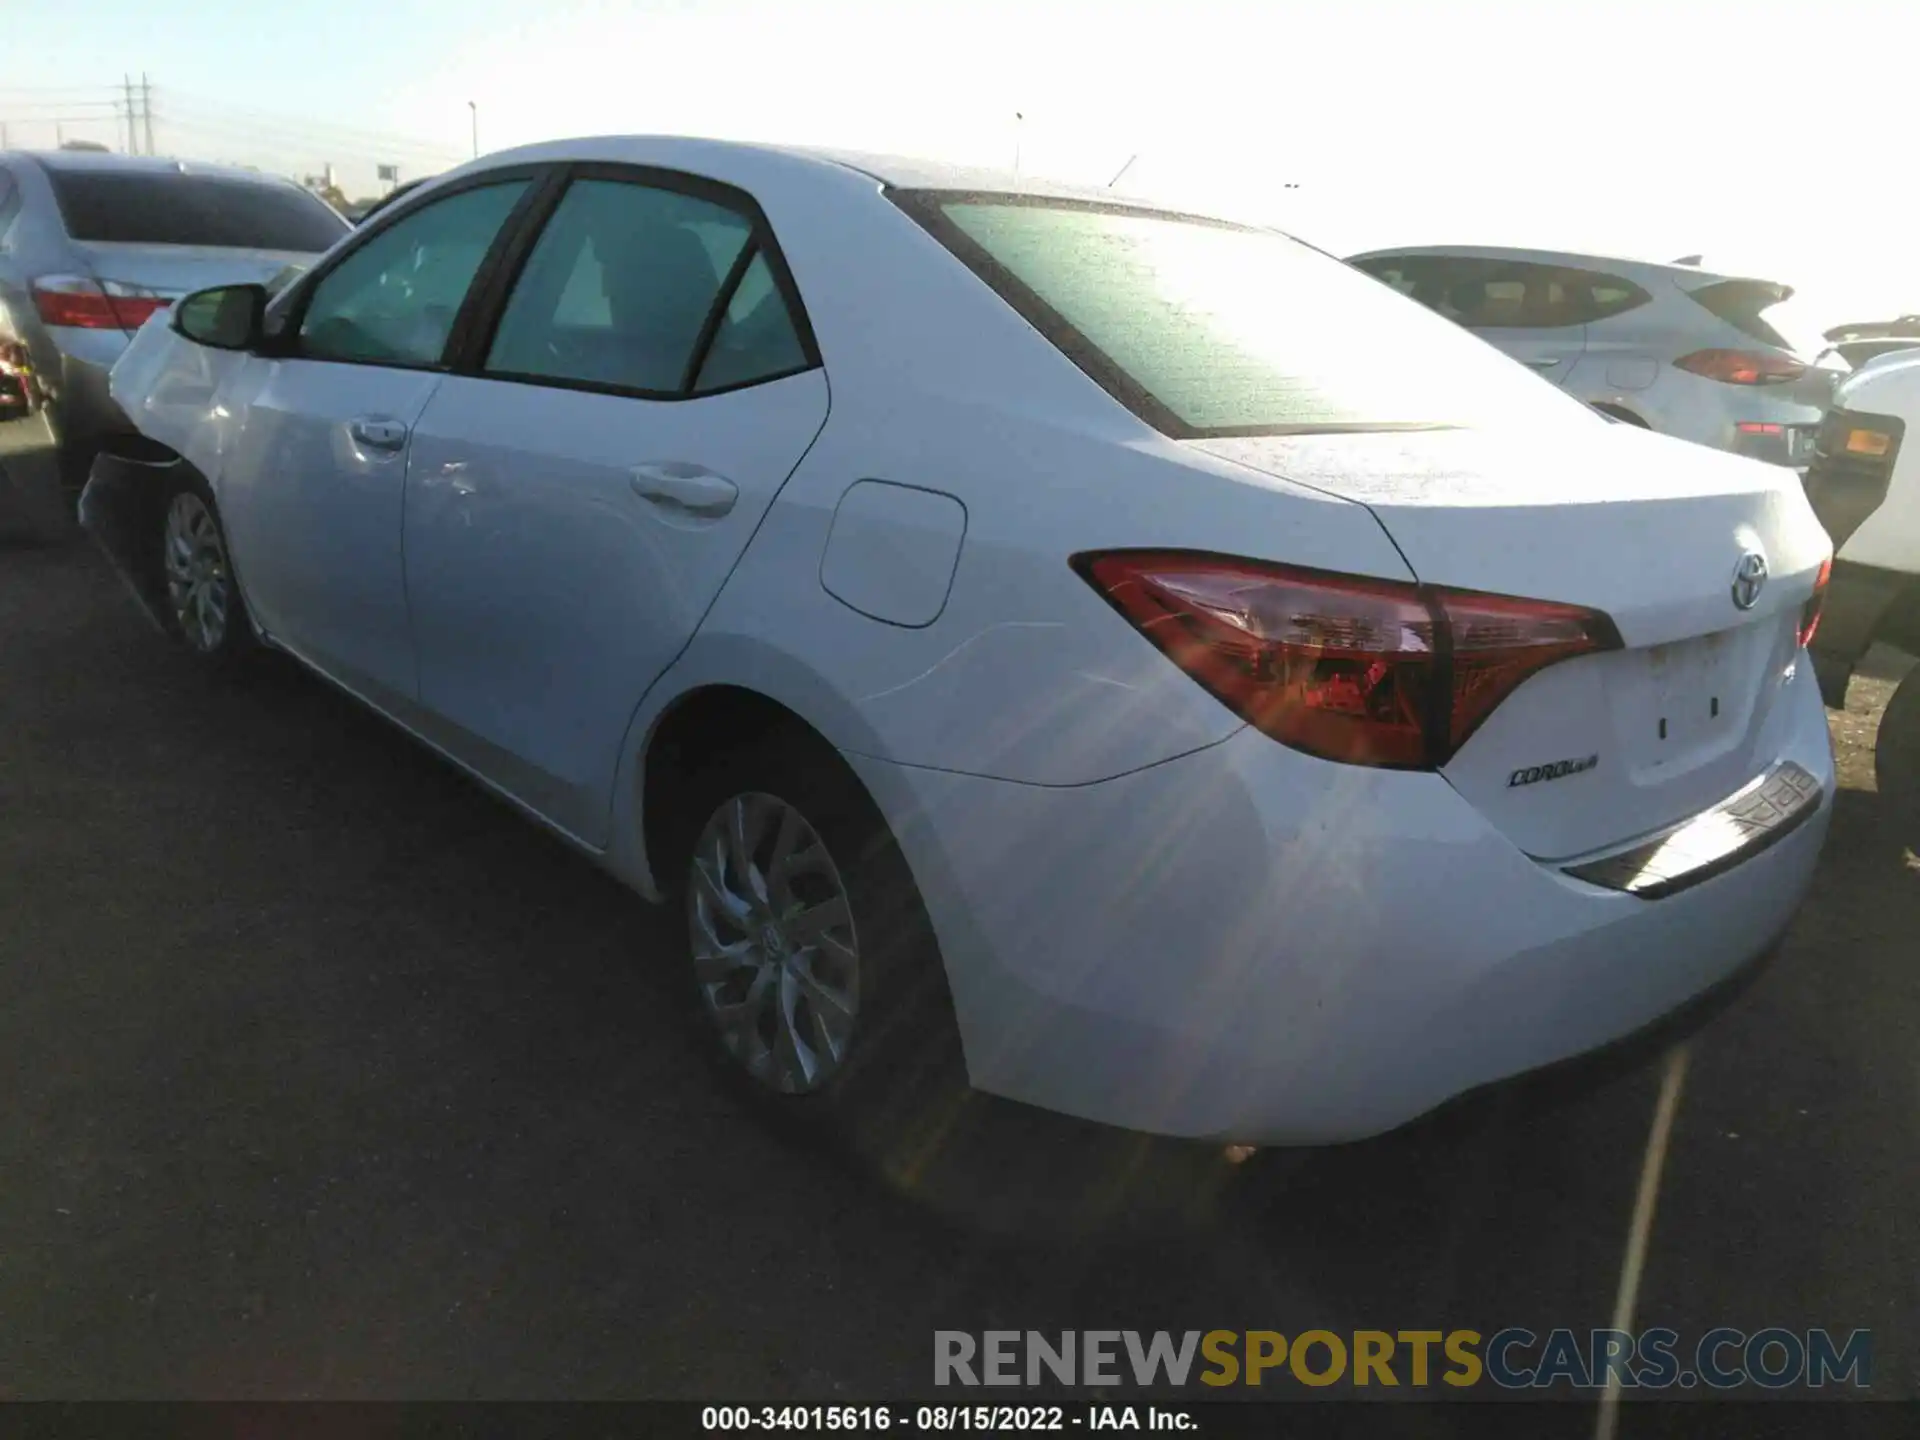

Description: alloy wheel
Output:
[162,492,231,653]
[687,791,860,1095]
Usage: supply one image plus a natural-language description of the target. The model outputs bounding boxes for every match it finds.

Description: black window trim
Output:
[449,160,824,405]
[265,162,562,374]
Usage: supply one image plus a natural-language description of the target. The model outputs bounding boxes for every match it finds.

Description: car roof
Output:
[4,150,304,188]
[456,134,1201,212]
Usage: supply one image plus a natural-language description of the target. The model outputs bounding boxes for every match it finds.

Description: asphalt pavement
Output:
[1,537,1915,1413]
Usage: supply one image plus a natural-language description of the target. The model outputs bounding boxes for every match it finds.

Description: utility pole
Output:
[1013,111,1023,176]
[124,75,137,154]
[468,101,478,159]
[142,73,154,157]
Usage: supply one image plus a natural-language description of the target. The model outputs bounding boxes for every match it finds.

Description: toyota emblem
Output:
[1731,550,1769,610]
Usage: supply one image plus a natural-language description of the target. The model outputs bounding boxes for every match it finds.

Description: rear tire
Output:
[157,470,255,672]
[1875,665,1920,804]
[664,727,967,1165]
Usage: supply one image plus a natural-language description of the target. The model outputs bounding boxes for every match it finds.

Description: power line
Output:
[161,112,461,170]
[160,90,465,159]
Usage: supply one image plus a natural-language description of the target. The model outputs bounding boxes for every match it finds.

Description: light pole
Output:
[468,101,478,159]
[1013,112,1022,176]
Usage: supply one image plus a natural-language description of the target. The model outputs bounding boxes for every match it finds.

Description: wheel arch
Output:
[612,635,903,902]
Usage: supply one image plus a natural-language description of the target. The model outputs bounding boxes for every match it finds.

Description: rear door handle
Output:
[630,462,738,518]
[1524,357,1561,369]
[349,416,410,451]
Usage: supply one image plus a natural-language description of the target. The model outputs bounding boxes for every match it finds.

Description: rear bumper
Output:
[53,334,134,462]
[77,449,173,632]
[850,658,1835,1143]
[0,410,76,537]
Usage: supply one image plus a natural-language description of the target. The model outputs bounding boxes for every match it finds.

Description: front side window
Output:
[485,178,811,397]
[905,196,1588,437]
[298,180,529,367]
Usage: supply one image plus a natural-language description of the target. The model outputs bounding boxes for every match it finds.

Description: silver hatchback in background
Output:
[1348,245,1841,468]
[0,151,349,534]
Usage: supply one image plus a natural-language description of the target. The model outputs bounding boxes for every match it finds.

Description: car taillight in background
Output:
[1799,556,1832,650]
[1673,349,1807,386]
[1075,551,1622,770]
[31,275,171,332]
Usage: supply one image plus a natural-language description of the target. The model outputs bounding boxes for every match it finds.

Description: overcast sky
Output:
[5,0,1916,335]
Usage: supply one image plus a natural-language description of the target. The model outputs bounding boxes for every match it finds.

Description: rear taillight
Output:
[1673,349,1806,386]
[1077,551,1621,770]
[32,275,169,332]
[1799,556,1832,649]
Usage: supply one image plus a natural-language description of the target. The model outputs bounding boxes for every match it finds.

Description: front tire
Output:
[666,729,965,1157]
[158,472,254,670]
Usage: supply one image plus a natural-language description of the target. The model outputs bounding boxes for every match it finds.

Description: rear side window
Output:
[1686,279,1794,350]
[902,195,1588,438]
[1357,256,1650,329]
[47,171,349,252]
[486,178,811,397]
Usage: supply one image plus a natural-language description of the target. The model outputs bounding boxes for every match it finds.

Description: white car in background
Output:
[1349,245,1842,469]
[83,138,1835,1146]
[1802,356,1920,796]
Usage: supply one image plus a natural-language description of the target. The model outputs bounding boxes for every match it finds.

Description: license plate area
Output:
[1639,629,1747,764]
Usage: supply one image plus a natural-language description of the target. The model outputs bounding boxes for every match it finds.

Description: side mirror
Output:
[173,283,267,351]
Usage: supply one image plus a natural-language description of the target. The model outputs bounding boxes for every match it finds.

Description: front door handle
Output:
[630,462,738,518]
[349,416,410,451]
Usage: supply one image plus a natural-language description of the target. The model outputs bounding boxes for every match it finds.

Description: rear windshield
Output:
[896,192,1591,439]
[48,171,349,253]
[1685,279,1795,352]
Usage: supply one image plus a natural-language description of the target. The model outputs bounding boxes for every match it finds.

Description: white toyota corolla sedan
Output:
[82,137,1836,1145]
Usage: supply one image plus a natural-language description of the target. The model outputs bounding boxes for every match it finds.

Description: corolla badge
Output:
[1731,550,1769,610]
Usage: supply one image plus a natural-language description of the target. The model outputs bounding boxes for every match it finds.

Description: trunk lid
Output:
[74,242,319,304]
[1191,422,1829,859]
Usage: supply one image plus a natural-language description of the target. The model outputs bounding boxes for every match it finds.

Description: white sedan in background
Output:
[83,137,1835,1147]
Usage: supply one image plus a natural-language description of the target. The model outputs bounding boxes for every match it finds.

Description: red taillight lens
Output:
[1673,349,1806,386]
[106,293,170,328]
[1799,556,1832,649]
[32,275,168,331]
[34,276,121,329]
[1077,551,1620,770]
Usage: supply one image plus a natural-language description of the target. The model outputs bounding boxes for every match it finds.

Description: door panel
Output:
[212,178,535,701]
[402,370,830,843]
[219,361,443,704]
